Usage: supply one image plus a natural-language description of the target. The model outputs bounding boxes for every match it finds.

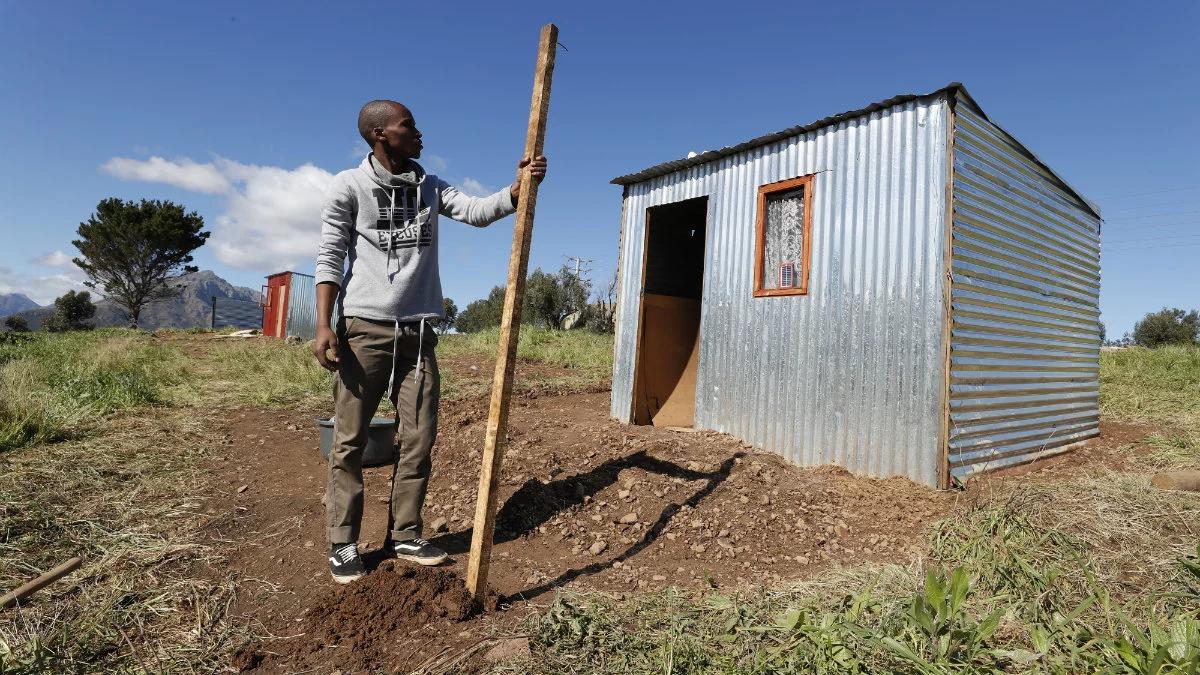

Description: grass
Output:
[0,410,250,673]
[443,327,613,377]
[0,330,185,452]
[512,475,1200,673]
[1101,345,1200,427]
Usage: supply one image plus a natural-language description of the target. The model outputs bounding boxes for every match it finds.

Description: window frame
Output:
[753,174,815,298]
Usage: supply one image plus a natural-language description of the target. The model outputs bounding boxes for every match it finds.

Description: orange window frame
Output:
[753,174,815,298]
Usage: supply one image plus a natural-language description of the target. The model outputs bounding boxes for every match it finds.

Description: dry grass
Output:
[0,409,256,672]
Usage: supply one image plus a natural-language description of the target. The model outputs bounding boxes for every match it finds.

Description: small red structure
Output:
[261,272,291,338]
[261,271,319,339]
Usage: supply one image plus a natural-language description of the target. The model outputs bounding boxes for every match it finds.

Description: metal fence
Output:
[211,296,262,331]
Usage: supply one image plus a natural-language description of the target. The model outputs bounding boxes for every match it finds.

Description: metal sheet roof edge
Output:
[610,82,1100,221]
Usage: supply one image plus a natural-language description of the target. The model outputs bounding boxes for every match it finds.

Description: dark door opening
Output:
[632,196,708,427]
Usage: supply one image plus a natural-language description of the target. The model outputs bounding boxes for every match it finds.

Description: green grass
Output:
[1101,345,1200,427]
[196,338,333,406]
[442,327,613,376]
[0,330,185,452]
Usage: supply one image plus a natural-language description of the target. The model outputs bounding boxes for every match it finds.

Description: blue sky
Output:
[1,1,1196,336]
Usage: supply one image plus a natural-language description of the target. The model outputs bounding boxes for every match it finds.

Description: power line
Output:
[1104,233,1200,245]
[1091,184,1200,200]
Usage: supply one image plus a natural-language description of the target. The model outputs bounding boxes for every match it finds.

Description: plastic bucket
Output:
[317,417,398,468]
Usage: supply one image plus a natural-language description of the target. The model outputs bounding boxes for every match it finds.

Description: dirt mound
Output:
[254,562,499,672]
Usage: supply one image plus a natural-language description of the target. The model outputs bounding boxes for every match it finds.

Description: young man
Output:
[313,99,547,583]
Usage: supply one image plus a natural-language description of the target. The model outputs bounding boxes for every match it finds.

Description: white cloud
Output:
[101,155,335,271]
[458,177,494,198]
[102,156,232,194]
[0,265,87,305]
[425,154,449,173]
[33,250,74,268]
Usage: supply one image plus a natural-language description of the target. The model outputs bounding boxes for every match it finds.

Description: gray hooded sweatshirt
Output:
[315,155,516,322]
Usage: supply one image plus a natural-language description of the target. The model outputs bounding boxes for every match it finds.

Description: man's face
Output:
[377,104,423,159]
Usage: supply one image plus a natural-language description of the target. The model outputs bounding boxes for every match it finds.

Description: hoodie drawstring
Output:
[384,317,427,422]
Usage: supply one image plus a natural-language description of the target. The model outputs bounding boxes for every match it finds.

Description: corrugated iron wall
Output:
[948,97,1102,479]
[613,95,950,486]
[286,272,318,340]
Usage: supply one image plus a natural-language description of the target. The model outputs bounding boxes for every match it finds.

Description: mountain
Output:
[0,293,39,318]
[8,270,261,330]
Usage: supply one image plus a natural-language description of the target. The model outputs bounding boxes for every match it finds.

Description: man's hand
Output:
[313,325,339,371]
[510,155,548,204]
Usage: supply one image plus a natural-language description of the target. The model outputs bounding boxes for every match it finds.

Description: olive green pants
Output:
[326,316,440,545]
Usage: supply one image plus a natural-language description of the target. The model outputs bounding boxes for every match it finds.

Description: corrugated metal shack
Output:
[609,83,1101,488]
[262,271,319,340]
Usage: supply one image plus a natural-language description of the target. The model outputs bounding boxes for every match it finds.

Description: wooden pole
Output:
[466,23,558,600]
[1,557,82,610]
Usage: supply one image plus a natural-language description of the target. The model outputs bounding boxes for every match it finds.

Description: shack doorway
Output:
[632,196,708,427]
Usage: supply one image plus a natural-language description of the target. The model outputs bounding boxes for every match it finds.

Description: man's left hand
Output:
[510,155,548,203]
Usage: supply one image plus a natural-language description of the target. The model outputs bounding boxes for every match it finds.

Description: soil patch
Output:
[253,562,499,672]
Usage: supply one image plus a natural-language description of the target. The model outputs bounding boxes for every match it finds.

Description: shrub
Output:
[1133,307,1199,347]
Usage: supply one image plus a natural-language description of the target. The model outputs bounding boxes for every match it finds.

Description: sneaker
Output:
[329,543,365,584]
[385,537,449,566]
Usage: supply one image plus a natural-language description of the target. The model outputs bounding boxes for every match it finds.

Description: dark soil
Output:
[251,562,499,672]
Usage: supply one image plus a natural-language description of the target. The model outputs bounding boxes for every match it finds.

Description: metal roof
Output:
[610,82,1100,220]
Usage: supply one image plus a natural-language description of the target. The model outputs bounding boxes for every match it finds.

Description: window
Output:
[754,175,814,297]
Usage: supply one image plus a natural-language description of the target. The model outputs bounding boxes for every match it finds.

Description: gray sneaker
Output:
[386,537,449,566]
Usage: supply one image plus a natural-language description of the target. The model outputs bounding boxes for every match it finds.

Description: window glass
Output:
[761,186,806,290]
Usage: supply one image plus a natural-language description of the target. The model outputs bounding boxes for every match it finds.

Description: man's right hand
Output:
[313,326,339,371]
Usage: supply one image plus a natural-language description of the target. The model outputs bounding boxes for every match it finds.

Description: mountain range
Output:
[0,293,40,318]
[6,270,261,330]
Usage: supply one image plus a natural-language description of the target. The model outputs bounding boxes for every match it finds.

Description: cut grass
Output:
[0,330,185,452]
[442,327,613,377]
[0,410,252,673]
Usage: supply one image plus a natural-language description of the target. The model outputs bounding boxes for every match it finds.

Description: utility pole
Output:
[565,255,593,278]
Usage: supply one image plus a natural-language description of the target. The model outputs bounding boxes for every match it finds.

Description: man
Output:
[313,99,547,583]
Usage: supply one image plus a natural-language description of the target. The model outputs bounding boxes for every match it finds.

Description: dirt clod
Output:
[271,561,499,670]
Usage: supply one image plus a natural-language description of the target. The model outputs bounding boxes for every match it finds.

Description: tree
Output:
[456,285,506,333]
[438,297,459,334]
[73,198,209,329]
[525,266,591,330]
[585,272,618,333]
[1132,307,1199,347]
[1098,321,1106,344]
[4,315,29,332]
[43,290,96,332]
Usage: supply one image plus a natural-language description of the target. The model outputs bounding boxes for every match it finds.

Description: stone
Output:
[484,637,531,664]
[237,484,249,494]
[430,516,449,534]
[590,540,608,556]
[652,574,667,581]
[619,512,639,524]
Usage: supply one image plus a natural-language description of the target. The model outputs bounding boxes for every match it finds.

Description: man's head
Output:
[358,100,422,159]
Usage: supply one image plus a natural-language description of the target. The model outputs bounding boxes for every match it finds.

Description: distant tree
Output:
[584,273,618,334]
[73,198,209,329]
[456,286,506,333]
[438,297,459,334]
[1098,320,1106,344]
[525,266,591,330]
[4,315,29,332]
[43,290,96,332]
[1132,307,1199,347]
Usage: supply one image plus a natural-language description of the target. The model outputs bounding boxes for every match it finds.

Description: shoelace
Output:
[397,538,431,550]
[333,543,359,564]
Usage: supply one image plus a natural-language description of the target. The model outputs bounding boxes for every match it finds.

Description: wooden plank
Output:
[1,557,82,610]
[938,94,958,490]
[465,23,558,601]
